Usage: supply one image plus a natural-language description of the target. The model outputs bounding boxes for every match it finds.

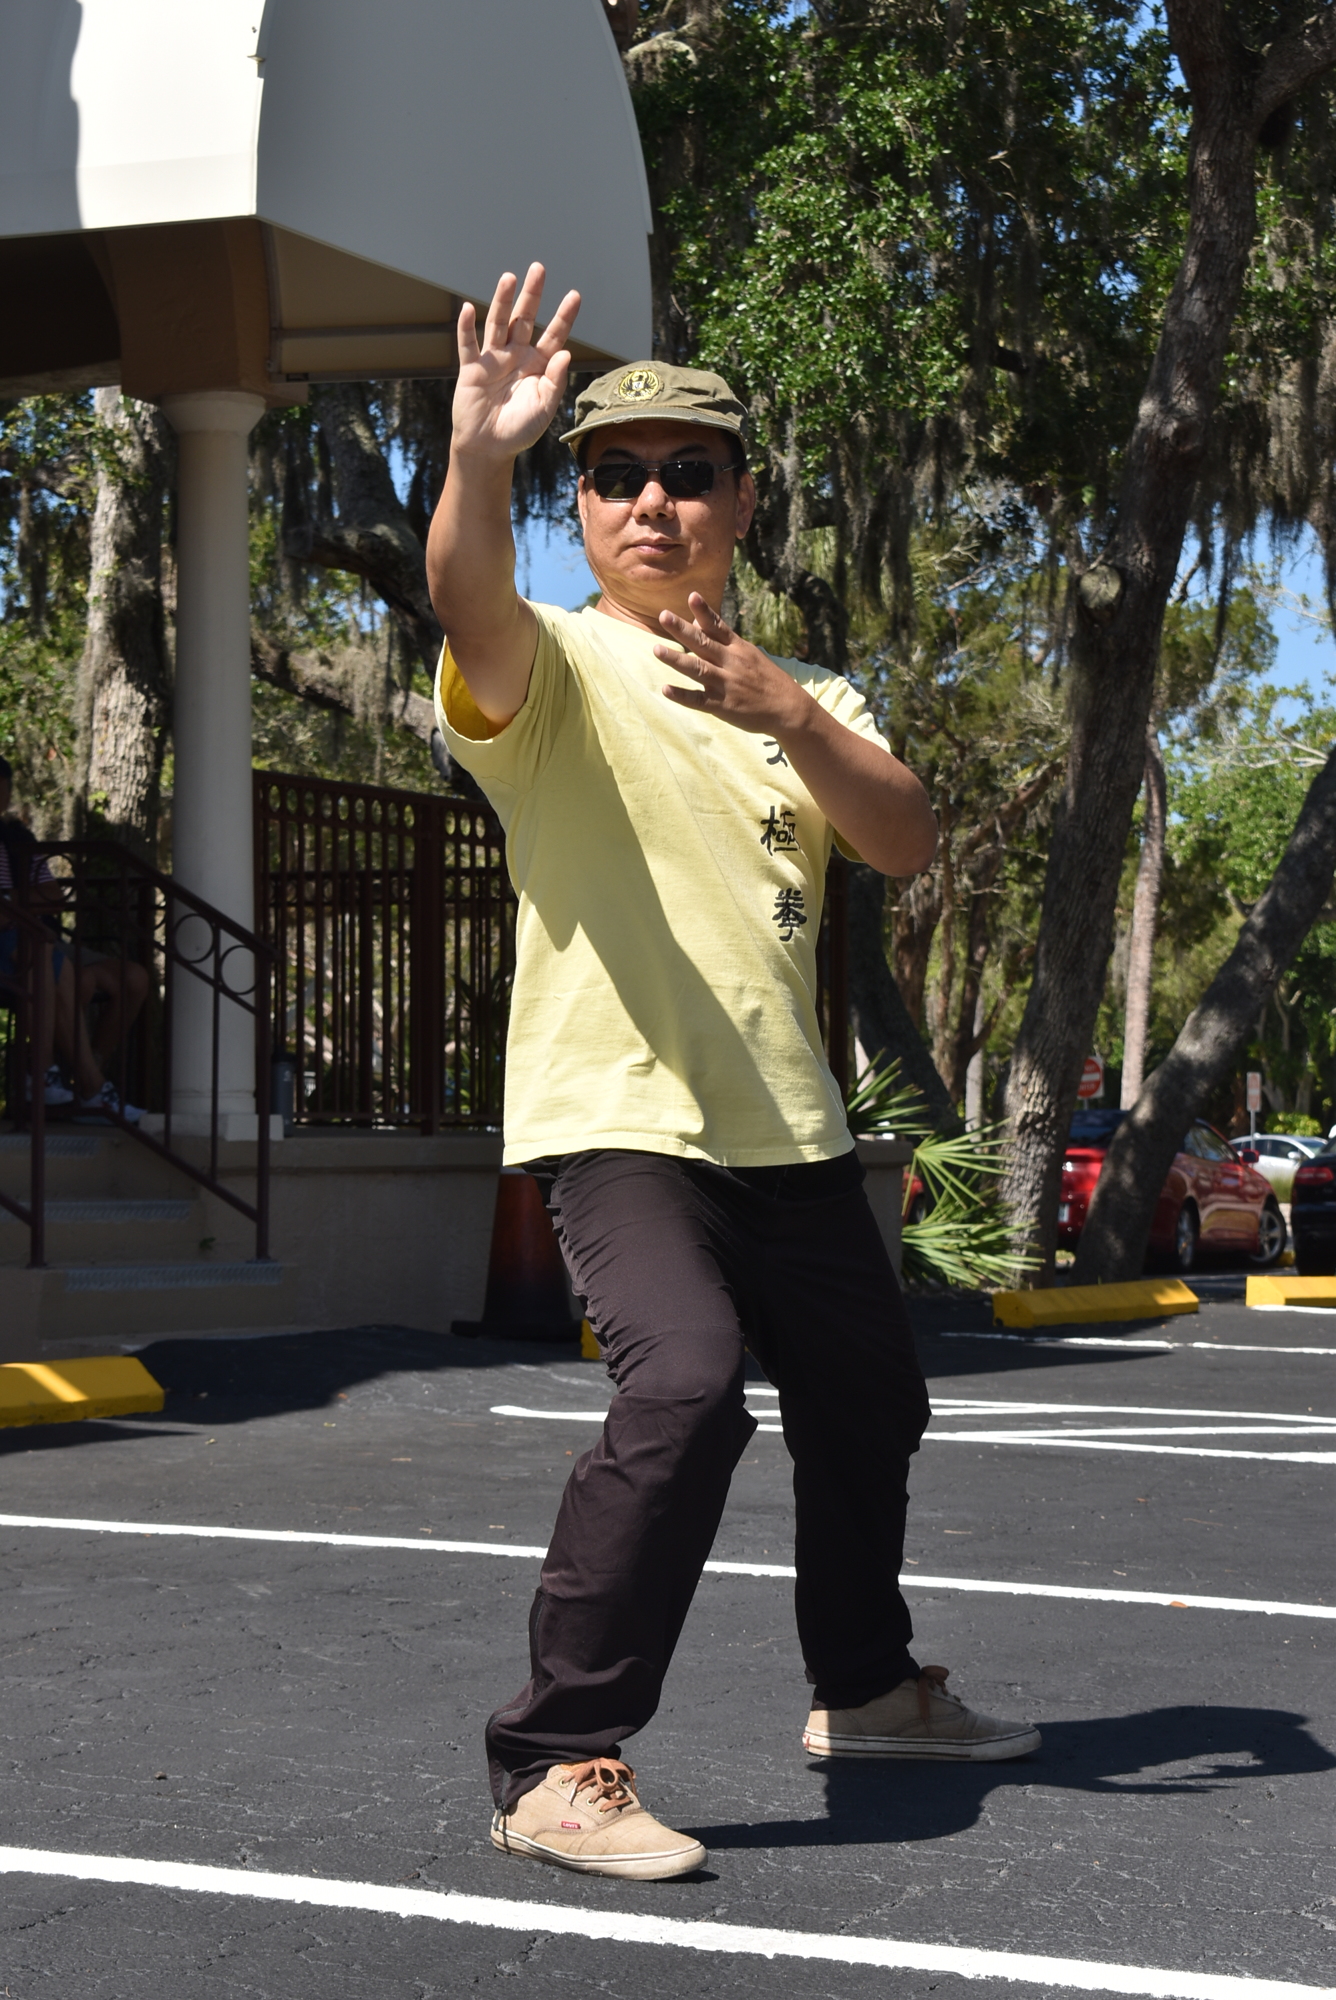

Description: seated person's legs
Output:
[51,949,107,1105]
[78,953,149,1062]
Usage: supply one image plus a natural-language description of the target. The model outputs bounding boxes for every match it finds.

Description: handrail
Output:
[0,891,50,1266]
[1,838,273,1265]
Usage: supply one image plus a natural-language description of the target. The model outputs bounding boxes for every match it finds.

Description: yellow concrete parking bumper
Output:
[1246,1273,1336,1307]
[992,1279,1199,1328]
[0,1357,164,1428]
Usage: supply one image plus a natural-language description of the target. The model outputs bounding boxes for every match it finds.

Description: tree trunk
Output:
[1000,0,1336,1280]
[964,987,987,1128]
[1120,725,1167,1107]
[287,383,478,783]
[891,871,940,1027]
[1071,745,1336,1281]
[847,861,962,1132]
[73,388,172,855]
[947,887,992,1106]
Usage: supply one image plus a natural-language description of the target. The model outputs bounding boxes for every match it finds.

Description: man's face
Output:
[576,419,756,619]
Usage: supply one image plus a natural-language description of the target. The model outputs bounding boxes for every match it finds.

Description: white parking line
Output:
[502,1391,1336,1423]
[940,1331,1177,1350]
[938,1330,1336,1355]
[0,1514,1330,1618]
[929,1399,1336,1423]
[0,1847,1327,1998]
[1192,1344,1336,1360]
[0,1514,551,1558]
[491,1403,1336,1462]
[915,1434,1336,1464]
[493,1403,609,1421]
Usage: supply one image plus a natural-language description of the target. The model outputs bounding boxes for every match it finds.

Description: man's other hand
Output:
[656,593,938,877]
[655,595,807,736]
[452,266,581,466]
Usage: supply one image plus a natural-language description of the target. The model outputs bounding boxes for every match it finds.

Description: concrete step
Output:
[0,1131,194,1201]
[0,1261,302,1358]
[0,1198,206,1268]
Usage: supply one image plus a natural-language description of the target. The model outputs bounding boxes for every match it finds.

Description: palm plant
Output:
[846,1060,1034,1290]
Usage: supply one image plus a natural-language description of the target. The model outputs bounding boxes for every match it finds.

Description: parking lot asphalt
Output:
[0,1290,1332,2000]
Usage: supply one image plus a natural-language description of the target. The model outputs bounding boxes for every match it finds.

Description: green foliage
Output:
[1270,1111,1323,1136]
[635,0,1186,544]
[0,393,100,825]
[1167,688,1336,1121]
[846,1058,1034,1288]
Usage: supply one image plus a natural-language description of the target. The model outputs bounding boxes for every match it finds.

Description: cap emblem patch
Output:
[616,367,661,404]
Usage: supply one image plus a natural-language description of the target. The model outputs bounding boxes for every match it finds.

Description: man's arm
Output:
[426,266,581,728]
[655,595,937,877]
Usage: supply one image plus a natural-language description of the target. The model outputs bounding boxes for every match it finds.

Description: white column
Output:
[161,391,265,1134]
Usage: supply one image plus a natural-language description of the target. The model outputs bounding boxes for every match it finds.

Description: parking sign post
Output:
[1246,1070,1262,1144]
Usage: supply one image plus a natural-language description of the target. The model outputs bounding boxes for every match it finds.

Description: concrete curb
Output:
[0,1356,165,1427]
[1246,1273,1336,1307]
[991,1279,1199,1328]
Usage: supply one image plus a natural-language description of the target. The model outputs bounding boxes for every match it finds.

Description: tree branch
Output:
[249,631,477,794]
[1256,5,1336,123]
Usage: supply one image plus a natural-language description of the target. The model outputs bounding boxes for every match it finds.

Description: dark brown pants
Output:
[485,1148,930,1809]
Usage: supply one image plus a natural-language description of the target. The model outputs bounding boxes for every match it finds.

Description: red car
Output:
[1058,1110,1285,1272]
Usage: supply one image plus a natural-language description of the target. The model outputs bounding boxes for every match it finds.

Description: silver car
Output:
[1236,1134,1325,1199]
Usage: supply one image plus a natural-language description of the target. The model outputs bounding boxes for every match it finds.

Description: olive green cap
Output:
[560,362,747,454]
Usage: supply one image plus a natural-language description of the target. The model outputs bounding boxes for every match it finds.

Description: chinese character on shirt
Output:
[763,739,789,767]
[759,806,799,854]
[771,887,807,941]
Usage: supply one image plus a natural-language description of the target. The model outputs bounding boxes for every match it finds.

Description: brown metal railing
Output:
[0,896,51,1264]
[254,771,850,1132]
[1,840,272,1267]
[254,774,515,1130]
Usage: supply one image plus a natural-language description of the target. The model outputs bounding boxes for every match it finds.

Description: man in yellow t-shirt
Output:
[427,266,1041,1882]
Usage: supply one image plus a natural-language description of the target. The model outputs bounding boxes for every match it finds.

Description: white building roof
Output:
[0,0,652,379]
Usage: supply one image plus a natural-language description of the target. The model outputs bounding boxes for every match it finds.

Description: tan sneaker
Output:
[490,1758,706,1880]
[803,1666,1041,1762]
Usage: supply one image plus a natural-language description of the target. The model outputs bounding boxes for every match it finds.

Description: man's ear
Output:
[735,470,757,540]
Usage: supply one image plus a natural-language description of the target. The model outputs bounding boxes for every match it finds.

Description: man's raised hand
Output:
[453,265,581,463]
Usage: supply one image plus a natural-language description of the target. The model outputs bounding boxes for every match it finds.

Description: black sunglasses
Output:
[587,457,739,501]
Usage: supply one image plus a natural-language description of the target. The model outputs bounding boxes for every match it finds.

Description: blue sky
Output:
[515,509,1336,712]
[1262,533,1335,711]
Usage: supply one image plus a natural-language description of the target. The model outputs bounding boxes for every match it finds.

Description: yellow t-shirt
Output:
[433,603,891,1166]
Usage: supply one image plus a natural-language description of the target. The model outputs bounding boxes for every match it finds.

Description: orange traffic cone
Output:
[452,1167,580,1343]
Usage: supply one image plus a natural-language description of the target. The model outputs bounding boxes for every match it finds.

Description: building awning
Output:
[0,0,652,398]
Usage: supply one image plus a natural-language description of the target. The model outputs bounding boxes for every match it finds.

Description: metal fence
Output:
[253,771,850,1133]
[254,774,515,1130]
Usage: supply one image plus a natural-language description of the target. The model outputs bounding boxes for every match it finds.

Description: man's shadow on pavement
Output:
[690,1705,1335,1849]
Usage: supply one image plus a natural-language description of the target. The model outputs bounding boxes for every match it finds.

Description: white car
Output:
[1236,1133,1325,1199]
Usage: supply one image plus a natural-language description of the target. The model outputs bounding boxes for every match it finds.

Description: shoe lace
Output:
[564,1757,638,1814]
[916,1665,962,1724]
